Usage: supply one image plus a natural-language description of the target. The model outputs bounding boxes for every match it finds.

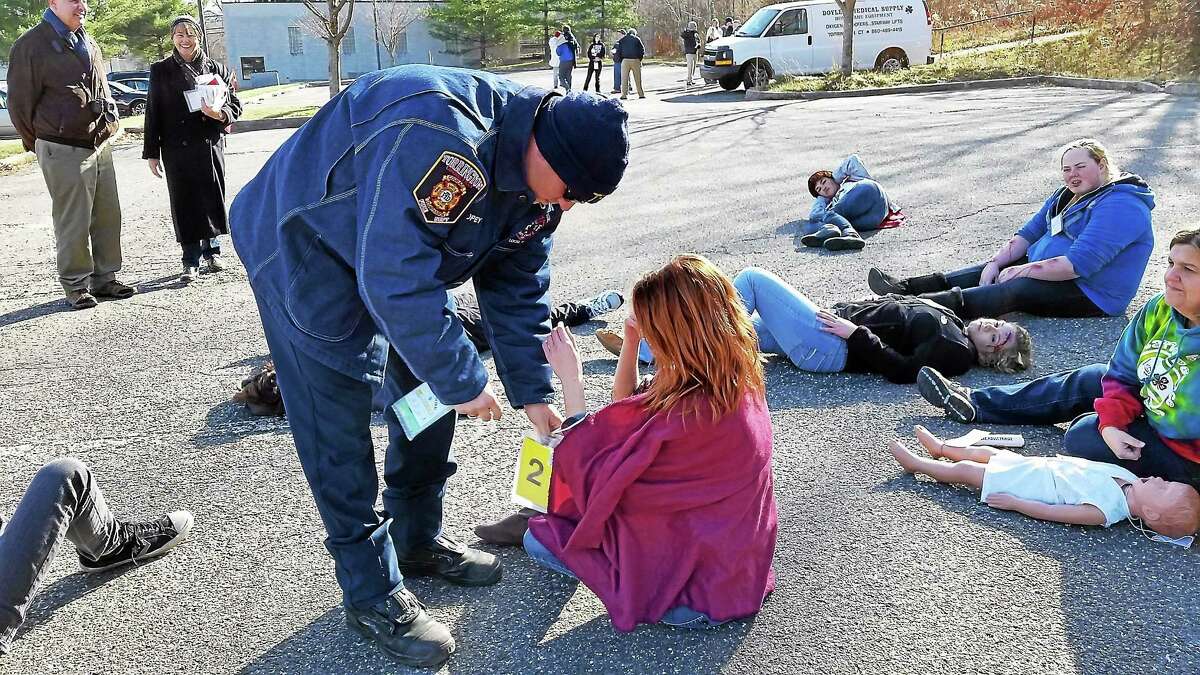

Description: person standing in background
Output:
[618,28,646,100]
[557,25,578,92]
[582,33,605,94]
[723,16,736,37]
[549,30,563,89]
[706,18,722,45]
[143,16,243,283]
[610,29,626,94]
[681,21,699,86]
[7,0,136,310]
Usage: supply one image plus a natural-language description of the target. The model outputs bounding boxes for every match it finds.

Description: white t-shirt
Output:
[980,452,1139,527]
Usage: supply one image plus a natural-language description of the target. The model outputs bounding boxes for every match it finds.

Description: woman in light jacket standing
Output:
[143,16,242,282]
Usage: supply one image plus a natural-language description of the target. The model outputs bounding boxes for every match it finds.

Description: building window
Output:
[288,26,304,55]
[240,56,266,80]
[341,28,355,55]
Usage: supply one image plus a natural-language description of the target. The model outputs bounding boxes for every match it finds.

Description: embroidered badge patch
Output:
[413,151,487,225]
[505,212,551,247]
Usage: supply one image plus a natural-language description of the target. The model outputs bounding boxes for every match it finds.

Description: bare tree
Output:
[833,0,855,75]
[374,1,426,67]
[299,0,356,96]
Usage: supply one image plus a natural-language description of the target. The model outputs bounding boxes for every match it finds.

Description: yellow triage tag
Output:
[511,435,554,513]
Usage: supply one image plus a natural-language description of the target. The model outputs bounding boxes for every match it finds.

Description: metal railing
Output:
[932,9,1037,55]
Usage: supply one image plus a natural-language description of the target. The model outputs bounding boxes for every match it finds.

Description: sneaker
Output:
[916,366,976,423]
[868,267,908,295]
[595,328,624,356]
[824,231,866,251]
[397,534,501,587]
[584,290,624,319]
[205,255,226,273]
[79,511,194,573]
[181,266,198,283]
[800,224,839,248]
[66,289,98,310]
[89,279,136,299]
[345,589,455,669]
[610,89,620,94]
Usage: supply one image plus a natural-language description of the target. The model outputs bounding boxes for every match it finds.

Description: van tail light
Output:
[922,0,932,26]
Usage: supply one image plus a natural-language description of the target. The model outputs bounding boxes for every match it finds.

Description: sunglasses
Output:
[563,187,606,204]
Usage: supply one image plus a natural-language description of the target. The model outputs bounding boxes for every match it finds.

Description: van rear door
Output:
[765,7,814,75]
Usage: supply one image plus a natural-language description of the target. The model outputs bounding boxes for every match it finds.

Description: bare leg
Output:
[914,425,1000,463]
[889,440,986,490]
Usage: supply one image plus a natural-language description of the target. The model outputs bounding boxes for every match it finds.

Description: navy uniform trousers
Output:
[256,296,457,610]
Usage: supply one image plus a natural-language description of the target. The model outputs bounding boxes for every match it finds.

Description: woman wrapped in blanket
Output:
[868,138,1155,319]
[474,255,777,631]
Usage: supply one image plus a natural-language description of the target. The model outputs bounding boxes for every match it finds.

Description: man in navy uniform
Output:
[230,65,629,668]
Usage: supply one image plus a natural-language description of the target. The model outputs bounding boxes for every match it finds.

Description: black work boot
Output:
[868,268,949,296]
[398,534,502,586]
[916,366,976,423]
[345,588,455,669]
[800,224,840,248]
[919,287,967,316]
[824,228,865,251]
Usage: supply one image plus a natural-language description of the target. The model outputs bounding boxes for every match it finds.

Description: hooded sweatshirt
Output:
[1015,174,1155,316]
[1096,294,1200,464]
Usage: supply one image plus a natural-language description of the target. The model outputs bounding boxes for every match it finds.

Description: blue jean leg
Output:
[971,363,1106,425]
[734,267,847,372]
[522,529,727,629]
[823,179,888,233]
[613,61,621,89]
[256,296,404,609]
[1063,414,1200,488]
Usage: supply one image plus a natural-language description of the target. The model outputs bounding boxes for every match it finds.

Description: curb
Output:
[748,74,1180,100]
[122,117,310,136]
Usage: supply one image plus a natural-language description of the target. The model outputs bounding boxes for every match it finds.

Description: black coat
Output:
[143,53,242,243]
[617,34,645,59]
[831,295,977,384]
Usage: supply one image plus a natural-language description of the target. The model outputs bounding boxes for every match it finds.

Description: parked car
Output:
[113,77,150,93]
[0,86,17,138]
[108,70,150,83]
[110,80,147,116]
[701,0,933,90]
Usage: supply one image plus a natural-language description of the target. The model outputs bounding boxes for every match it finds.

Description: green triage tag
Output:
[391,382,452,441]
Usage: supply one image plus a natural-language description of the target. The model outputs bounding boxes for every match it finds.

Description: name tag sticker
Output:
[391,382,452,441]
[511,436,554,513]
[1050,214,1064,236]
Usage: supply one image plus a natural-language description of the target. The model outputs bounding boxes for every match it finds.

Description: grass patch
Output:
[770,34,1191,93]
[242,104,319,120]
[0,139,27,162]
[238,82,305,101]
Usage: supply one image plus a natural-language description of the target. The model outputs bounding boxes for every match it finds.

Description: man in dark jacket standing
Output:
[8,0,136,310]
[230,65,629,668]
[618,28,646,99]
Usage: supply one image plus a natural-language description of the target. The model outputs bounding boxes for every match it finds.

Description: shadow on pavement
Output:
[14,566,135,643]
[0,298,68,328]
[193,398,290,449]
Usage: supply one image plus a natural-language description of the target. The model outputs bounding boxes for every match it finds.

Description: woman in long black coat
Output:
[143,16,242,282]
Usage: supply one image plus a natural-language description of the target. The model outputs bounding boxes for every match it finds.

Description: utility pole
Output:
[196,0,209,51]
[372,0,382,69]
[601,0,605,41]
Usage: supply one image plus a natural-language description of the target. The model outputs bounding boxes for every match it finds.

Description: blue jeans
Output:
[0,459,123,653]
[181,237,222,267]
[971,363,1106,425]
[613,60,621,90]
[522,529,727,629]
[822,179,888,233]
[1064,415,1200,488]
[256,295,457,610]
[636,268,847,372]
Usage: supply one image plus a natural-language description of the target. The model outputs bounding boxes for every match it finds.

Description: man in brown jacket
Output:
[8,0,135,309]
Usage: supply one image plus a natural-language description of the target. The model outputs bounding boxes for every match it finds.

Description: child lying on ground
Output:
[890,425,1200,539]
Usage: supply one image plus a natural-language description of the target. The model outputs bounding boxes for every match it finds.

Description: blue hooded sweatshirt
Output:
[1015,174,1155,316]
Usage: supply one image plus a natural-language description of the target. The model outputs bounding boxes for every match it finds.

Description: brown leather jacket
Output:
[7,20,117,152]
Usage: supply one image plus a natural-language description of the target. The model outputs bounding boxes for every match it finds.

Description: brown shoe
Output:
[595,328,624,357]
[65,289,98,310]
[90,279,136,299]
[473,509,537,547]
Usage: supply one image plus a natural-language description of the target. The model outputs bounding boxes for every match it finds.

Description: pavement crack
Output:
[947,202,1042,221]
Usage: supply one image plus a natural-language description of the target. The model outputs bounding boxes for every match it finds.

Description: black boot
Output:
[868,268,949,296]
[919,287,967,316]
[397,534,502,586]
[345,589,455,668]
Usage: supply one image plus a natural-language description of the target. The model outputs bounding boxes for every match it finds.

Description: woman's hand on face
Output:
[147,158,162,179]
[1101,426,1145,460]
[980,260,1002,286]
[816,310,857,339]
[542,324,583,384]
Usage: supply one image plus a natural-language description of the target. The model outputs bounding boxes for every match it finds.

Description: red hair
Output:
[632,255,765,420]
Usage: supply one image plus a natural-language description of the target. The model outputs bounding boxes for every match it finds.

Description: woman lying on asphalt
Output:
[802,153,899,252]
[890,426,1200,543]
[918,229,1200,491]
[868,138,1155,319]
[475,255,777,632]
[597,266,1032,384]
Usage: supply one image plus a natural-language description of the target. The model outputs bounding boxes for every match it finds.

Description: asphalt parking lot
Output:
[1,69,1199,674]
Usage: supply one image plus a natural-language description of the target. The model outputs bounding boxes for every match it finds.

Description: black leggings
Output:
[919,259,1105,320]
[582,62,603,92]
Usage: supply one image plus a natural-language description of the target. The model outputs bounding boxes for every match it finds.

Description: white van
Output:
[701,0,933,90]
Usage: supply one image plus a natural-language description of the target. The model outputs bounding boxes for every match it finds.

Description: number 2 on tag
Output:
[511,436,553,513]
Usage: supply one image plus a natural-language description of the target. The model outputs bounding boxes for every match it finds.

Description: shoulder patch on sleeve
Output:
[413,151,487,225]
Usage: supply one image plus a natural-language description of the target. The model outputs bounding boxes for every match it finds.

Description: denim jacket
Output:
[231,65,561,407]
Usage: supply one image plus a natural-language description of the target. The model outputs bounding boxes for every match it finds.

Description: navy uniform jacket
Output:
[230,65,562,407]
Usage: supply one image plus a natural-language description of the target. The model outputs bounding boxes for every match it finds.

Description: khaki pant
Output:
[35,140,123,293]
[620,59,644,98]
[686,52,697,83]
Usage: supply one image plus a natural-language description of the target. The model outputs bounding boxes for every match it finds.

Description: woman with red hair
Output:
[476,254,777,631]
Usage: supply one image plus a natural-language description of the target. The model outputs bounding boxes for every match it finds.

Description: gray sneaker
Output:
[79,511,194,573]
[916,366,976,423]
[584,290,624,319]
[205,255,226,273]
